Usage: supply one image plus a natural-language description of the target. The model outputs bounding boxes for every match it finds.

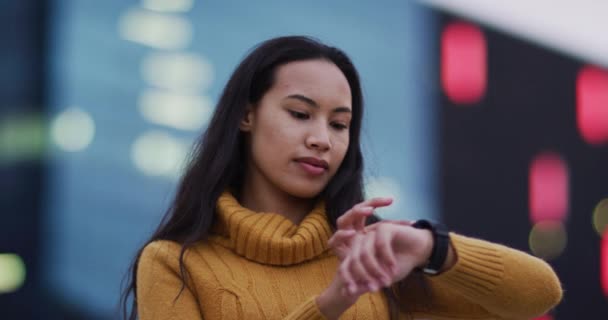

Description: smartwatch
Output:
[412,219,450,275]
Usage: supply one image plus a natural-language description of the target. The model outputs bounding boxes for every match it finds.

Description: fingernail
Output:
[368,283,378,292]
[383,277,391,286]
[349,284,356,295]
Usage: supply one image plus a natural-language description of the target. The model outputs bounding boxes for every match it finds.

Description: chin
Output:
[282,182,327,199]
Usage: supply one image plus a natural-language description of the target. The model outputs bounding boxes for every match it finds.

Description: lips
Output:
[295,157,329,169]
[295,157,329,176]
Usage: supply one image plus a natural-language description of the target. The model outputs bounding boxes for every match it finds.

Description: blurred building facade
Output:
[0,0,606,319]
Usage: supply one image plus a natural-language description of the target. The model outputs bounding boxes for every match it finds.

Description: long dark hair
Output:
[121,36,425,319]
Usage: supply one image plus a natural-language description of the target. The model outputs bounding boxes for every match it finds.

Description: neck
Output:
[239,169,314,225]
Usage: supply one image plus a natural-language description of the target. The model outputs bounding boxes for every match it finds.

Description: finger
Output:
[354,280,371,296]
[360,233,392,290]
[329,229,357,260]
[337,198,394,231]
[365,219,413,233]
[337,206,374,231]
[360,197,394,208]
[328,229,356,248]
[354,208,368,231]
[384,219,414,226]
[355,198,394,227]
[337,198,393,229]
[375,227,397,280]
[349,234,378,292]
[339,255,357,295]
[338,198,394,232]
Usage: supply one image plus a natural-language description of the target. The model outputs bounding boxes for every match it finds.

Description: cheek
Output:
[268,123,298,150]
[252,119,300,163]
[332,135,350,163]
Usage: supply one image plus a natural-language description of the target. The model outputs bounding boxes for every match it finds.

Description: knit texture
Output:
[136,191,563,319]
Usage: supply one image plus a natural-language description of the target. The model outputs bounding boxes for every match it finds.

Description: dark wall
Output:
[0,1,47,318]
[439,14,608,318]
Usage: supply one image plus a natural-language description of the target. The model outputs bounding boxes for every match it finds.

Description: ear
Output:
[239,104,254,132]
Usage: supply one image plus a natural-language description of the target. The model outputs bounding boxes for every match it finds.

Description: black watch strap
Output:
[412,219,450,275]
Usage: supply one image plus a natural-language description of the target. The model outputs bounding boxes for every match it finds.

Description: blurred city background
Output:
[0,0,606,319]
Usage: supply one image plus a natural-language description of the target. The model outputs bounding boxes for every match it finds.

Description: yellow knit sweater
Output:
[136,192,563,319]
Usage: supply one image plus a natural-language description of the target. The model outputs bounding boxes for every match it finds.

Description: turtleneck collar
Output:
[209,191,333,266]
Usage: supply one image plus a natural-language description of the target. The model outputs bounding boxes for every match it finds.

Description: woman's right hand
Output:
[315,197,397,319]
[331,198,394,260]
[316,267,361,320]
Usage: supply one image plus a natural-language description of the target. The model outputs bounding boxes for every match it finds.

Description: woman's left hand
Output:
[332,222,434,295]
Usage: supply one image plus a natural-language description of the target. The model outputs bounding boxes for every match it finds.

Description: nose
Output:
[305,123,331,151]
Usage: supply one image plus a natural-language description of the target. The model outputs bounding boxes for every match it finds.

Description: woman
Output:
[121,36,562,319]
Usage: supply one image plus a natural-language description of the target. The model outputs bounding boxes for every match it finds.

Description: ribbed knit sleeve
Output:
[420,233,563,320]
[283,296,327,320]
[137,241,331,320]
[137,241,204,320]
[216,291,328,320]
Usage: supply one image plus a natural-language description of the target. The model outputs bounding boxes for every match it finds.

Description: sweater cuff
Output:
[429,233,504,300]
[283,295,328,320]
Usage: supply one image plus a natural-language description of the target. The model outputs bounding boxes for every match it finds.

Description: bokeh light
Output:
[0,113,45,165]
[138,90,213,131]
[365,176,404,220]
[50,107,95,152]
[593,198,608,236]
[441,21,487,104]
[141,0,194,13]
[141,52,214,92]
[576,66,608,145]
[0,253,26,294]
[118,8,192,50]
[131,130,189,178]
[529,221,567,260]
[529,152,569,223]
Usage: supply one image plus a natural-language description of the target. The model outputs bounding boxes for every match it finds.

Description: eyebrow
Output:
[285,94,352,113]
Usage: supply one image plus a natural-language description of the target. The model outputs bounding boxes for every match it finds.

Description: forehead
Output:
[271,59,352,106]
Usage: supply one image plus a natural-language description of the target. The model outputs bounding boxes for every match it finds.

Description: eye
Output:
[288,110,310,120]
[331,122,349,130]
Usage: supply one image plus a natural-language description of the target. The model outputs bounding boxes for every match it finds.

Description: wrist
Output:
[316,286,356,320]
[440,240,457,272]
[412,219,451,275]
[416,229,435,268]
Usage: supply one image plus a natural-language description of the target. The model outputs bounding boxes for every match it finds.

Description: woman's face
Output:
[241,59,352,199]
